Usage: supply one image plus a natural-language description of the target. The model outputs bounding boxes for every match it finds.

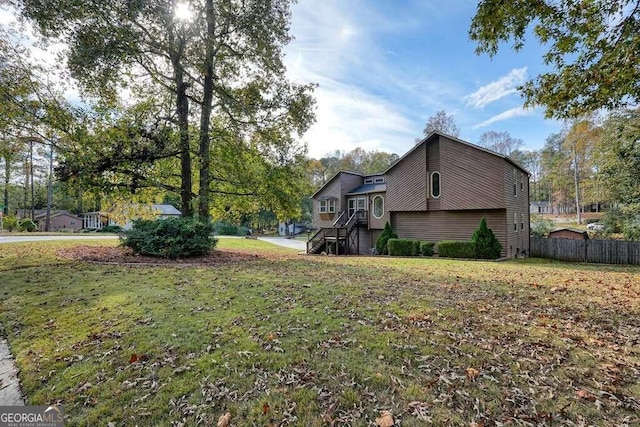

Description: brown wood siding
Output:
[313,177,342,228]
[503,164,530,257]
[368,192,388,229]
[313,172,363,228]
[391,210,507,257]
[439,136,505,211]
[426,140,440,210]
[386,143,427,211]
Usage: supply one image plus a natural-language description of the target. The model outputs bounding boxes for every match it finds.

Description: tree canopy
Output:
[470,0,640,119]
[422,110,460,138]
[17,0,316,219]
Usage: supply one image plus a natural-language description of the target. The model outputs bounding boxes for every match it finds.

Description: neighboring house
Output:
[530,201,562,215]
[83,204,181,230]
[548,228,589,240]
[278,222,306,236]
[34,210,82,232]
[308,131,530,257]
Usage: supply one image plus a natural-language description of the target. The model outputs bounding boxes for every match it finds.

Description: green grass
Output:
[0,239,639,426]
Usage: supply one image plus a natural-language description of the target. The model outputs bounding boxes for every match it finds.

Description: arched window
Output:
[431,171,441,198]
[372,195,384,219]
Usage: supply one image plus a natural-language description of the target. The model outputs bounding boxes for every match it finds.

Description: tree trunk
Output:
[45,142,53,231]
[171,45,193,218]
[573,150,582,225]
[3,156,9,216]
[198,0,216,220]
[30,140,35,221]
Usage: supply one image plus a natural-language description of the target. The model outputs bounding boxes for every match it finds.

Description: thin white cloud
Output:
[473,106,535,129]
[464,67,528,108]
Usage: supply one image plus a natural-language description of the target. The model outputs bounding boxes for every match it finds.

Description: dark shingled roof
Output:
[346,183,386,195]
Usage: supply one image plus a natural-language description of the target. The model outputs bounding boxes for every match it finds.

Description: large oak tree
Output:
[17,0,315,218]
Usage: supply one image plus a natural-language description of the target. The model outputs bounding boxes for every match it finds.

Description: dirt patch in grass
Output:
[56,244,288,266]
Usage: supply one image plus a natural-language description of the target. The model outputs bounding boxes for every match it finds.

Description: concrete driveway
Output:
[256,237,307,251]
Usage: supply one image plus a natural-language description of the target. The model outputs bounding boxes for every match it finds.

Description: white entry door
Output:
[348,198,356,218]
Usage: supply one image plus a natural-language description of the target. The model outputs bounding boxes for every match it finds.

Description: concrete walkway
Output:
[256,237,307,251]
[0,335,24,405]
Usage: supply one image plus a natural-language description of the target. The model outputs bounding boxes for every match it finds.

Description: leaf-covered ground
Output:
[0,239,638,426]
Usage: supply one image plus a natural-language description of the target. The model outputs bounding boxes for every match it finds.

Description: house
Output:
[34,210,82,232]
[278,222,306,236]
[548,228,589,240]
[530,201,562,215]
[308,132,530,257]
[82,204,181,230]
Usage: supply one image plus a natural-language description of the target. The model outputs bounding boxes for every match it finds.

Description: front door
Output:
[348,198,356,218]
[357,197,366,215]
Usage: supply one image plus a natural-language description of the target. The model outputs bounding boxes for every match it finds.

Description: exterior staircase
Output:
[306,210,365,255]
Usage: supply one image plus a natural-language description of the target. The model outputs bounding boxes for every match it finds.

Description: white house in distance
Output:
[82,204,182,230]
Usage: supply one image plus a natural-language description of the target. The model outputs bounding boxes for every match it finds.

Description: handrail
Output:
[332,210,347,227]
[306,227,327,253]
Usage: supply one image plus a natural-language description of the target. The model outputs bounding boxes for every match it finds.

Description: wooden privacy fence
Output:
[530,237,640,265]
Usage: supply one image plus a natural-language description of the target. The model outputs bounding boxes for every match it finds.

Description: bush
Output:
[375,222,397,255]
[471,217,502,259]
[215,222,238,236]
[530,214,554,238]
[97,225,123,233]
[622,215,640,241]
[19,218,37,232]
[437,240,476,258]
[421,241,435,256]
[412,240,421,256]
[387,238,418,256]
[121,217,216,259]
[2,215,19,232]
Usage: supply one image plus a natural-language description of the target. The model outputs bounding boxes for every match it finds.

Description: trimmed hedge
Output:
[412,240,421,256]
[215,223,238,236]
[387,238,419,256]
[121,217,216,259]
[437,240,476,258]
[421,241,435,256]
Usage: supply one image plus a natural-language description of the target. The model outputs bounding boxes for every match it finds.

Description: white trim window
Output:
[364,178,374,184]
[372,195,384,219]
[520,213,525,231]
[514,213,518,231]
[319,200,327,213]
[431,171,441,198]
[328,199,336,213]
[374,177,385,184]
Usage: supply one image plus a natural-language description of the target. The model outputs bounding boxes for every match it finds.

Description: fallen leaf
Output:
[129,353,138,364]
[576,389,596,401]
[262,402,270,415]
[217,412,231,427]
[466,367,480,380]
[375,410,394,427]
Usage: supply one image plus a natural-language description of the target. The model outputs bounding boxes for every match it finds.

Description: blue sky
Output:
[284,1,563,158]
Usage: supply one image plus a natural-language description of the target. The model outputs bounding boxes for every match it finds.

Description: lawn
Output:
[0,239,638,426]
